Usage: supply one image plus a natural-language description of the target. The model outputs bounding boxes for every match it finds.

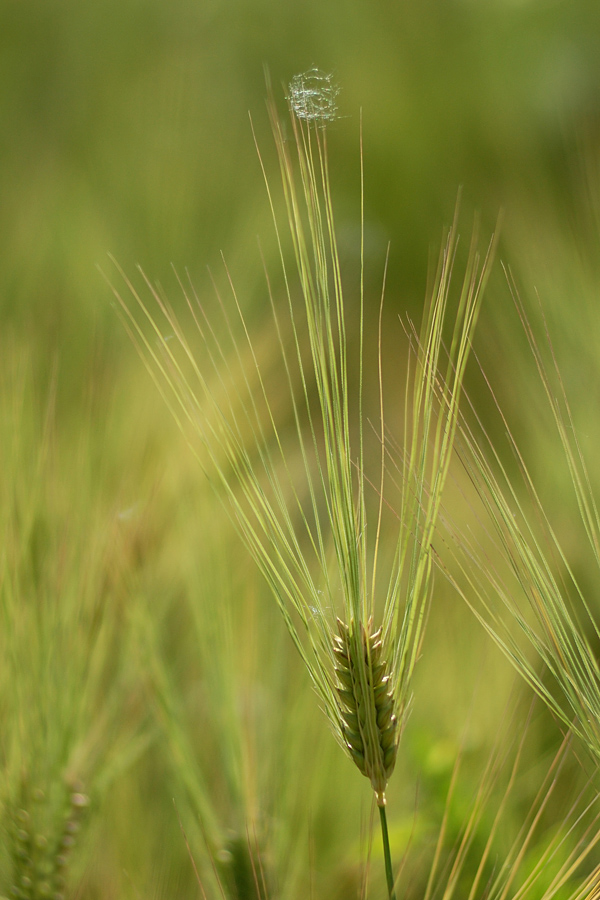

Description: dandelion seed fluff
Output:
[288,68,340,123]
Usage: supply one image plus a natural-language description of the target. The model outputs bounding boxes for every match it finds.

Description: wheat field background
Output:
[2,2,600,898]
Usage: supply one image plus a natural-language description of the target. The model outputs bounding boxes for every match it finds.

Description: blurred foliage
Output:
[2,0,600,377]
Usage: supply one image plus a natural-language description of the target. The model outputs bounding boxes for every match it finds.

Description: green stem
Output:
[378,801,397,900]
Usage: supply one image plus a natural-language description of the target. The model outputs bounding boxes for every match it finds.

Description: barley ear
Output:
[334,618,399,805]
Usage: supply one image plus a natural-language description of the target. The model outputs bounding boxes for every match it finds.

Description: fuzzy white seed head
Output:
[288,68,340,123]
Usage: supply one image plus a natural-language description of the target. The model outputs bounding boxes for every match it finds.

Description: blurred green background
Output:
[2,1,600,897]
[3,0,600,377]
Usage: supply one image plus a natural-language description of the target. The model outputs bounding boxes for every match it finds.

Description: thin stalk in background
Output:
[109,70,497,895]
[418,706,600,900]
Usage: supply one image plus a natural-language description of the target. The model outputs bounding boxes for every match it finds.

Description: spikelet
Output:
[334,619,399,805]
[4,780,90,900]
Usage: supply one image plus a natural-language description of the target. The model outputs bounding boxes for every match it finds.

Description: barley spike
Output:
[334,618,399,803]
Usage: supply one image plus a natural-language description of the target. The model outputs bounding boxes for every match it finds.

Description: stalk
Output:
[378,802,397,900]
